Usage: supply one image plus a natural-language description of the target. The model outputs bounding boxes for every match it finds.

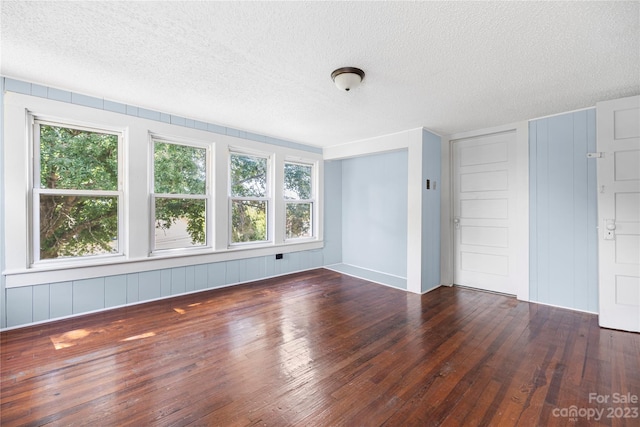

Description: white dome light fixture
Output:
[331,67,365,92]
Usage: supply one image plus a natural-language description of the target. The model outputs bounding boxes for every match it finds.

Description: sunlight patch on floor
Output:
[121,332,156,342]
[49,329,95,350]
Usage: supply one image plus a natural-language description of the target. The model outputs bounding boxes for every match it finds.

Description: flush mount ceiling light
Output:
[331,67,365,92]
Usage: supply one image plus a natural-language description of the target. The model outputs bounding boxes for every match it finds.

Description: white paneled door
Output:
[453,131,518,295]
[597,96,640,332]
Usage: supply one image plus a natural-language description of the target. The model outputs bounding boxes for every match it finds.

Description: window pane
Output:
[286,203,312,239]
[39,195,118,260]
[40,124,118,191]
[155,198,206,250]
[284,163,312,200]
[231,200,267,243]
[230,153,267,197]
[155,142,206,194]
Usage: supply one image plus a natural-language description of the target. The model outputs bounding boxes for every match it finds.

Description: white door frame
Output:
[596,95,640,332]
[441,121,529,301]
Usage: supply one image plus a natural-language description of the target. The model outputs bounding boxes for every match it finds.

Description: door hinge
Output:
[587,152,603,158]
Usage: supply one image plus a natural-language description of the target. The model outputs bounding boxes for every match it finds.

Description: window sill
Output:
[3,240,324,288]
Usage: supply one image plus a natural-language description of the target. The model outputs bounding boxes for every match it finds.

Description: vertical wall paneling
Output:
[194,264,208,290]
[32,284,50,322]
[2,79,327,329]
[2,78,321,155]
[207,263,226,288]
[550,116,574,307]
[341,150,408,283]
[139,270,162,301]
[421,130,442,292]
[3,249,330,328]
[105,275,128,307]
[265,255,276,277]
[309,249,323,269]
[73,277,105,314]
[225,260,241,284]
[49,282,73,319]
[285,252,301,274]
[529,109,598,312]
[6,287,33,327]
[243,257,265,282]
[0,78,5,328]
[126,274,139,304]
[529,122,538,302]
[171,267,186,295]
[586,110,598,311]
[185,266,196,292]
[322,160,343,266]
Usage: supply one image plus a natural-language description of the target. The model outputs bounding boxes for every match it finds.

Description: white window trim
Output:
[30,116,125,266]
[2,92,323,288]
[228,149,272,247]
[283,159,317,242]
[149,134,213,255]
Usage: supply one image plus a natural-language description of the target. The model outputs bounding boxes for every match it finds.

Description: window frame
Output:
[30,116,124,266]
[228,149,272,247]
[3,92,324,288]
[283,160,316,241]
[149,134,213,254]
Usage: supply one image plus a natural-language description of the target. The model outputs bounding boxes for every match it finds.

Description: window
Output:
[229,152,269,244]
[284,161,314,239]
[33,121,122,262]
[152,138,209,251]
[6,94,325,287]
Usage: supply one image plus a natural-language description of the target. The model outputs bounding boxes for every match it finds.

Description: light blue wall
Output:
[1,78,5,328]
[1,77,327,329]
[529,109,598,312]
[322,160,342,265]
[341,150,408,285]
[4,253,324,328]
[421,129,441,292]
[1,78,321,154]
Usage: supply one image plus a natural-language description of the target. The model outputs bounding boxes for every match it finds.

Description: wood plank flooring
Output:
[1,268,639,426]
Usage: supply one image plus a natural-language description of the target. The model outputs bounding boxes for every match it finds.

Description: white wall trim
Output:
[3,92,324,287]
[322,127,428,294]
[323,127,421,160]
[1,265,327,332]
[406,129,425,294]
[530,299,599,316]
[529,106,595,122]
[441,121,529,301]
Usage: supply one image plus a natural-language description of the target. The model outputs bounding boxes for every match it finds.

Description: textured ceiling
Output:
[1,1,639,148]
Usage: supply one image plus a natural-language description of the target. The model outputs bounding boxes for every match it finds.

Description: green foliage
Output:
[284,163,312,200]
[154,142,206,194]
[38,127,210,258]
[153,142,207,247]
[286,203,311,239]
[231,200,267,243]
[37,127,313,258]
[230,153,268,242]
[39,195,118,259]
[39,125,119,259]
[155,198,206,245]
[40,125,118,191]
[230,154,267,197]
[284,163,313,239]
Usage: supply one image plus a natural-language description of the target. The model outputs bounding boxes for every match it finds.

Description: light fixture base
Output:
[331,67,365,91]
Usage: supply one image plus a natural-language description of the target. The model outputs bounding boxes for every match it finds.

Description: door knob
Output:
[604,219,616,240]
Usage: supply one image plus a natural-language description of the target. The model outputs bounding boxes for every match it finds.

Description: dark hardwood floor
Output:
[1,268,639,426]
